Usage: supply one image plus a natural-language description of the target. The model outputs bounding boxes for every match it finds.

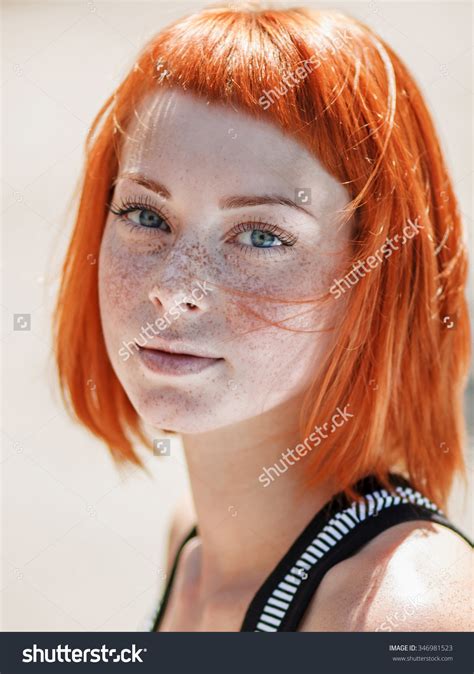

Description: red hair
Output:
[53,4,470,508]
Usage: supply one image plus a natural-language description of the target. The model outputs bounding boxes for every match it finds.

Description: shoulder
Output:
[164,493,197,577]
[299,521,473,632]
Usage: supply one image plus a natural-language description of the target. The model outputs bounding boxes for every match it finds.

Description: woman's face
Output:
[98,88,352,434]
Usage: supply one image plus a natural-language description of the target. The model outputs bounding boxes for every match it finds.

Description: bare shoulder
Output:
[164,492,197,577]
[299,521,473,632]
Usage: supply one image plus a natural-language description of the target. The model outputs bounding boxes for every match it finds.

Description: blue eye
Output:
[244,229,282,247]
[109,196,171,232]
[126,208,169,230]
[231,221,297,250]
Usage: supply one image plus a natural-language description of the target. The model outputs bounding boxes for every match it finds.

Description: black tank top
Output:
[147,473,472,632]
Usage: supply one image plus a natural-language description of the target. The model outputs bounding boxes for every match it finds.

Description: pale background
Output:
[1,0,472,631]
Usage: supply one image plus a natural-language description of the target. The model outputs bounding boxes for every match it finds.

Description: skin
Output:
[98,88,472,632]
[160,501,472,632]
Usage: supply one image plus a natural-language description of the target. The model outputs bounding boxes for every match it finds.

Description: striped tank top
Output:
[147,473,472,632]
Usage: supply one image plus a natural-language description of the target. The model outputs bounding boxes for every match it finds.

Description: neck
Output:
[181,394,337,595]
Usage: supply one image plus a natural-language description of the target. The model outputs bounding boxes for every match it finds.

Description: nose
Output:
[147,246,211,315]
[148,284,202,313]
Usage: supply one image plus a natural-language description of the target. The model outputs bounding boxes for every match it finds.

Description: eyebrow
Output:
[115,172,316,218]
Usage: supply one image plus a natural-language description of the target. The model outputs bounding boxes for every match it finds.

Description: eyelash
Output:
[109,194,171,234]
[108,195,298,254]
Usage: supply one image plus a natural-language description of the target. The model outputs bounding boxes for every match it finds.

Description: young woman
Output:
[54,4,472,632]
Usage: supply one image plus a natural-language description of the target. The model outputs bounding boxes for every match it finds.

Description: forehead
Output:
[118,88,347,209]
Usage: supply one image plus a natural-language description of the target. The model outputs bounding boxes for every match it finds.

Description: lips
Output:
[137,344,223,376]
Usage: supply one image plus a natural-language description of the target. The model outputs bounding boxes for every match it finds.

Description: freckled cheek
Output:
[98,236,154,328]
[226,325,321,401]
[218,253,335,332]
[282,251,342,295]
[214,258,341,387]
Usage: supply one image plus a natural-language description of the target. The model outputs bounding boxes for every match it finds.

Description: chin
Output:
[127,389,217,434]
[145,414,213,435]
[130,389,260,435]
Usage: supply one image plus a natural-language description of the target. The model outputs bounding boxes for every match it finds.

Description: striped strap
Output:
[242,484,468,632]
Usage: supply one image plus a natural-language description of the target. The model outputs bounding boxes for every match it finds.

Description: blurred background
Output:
[1,0,472,631]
